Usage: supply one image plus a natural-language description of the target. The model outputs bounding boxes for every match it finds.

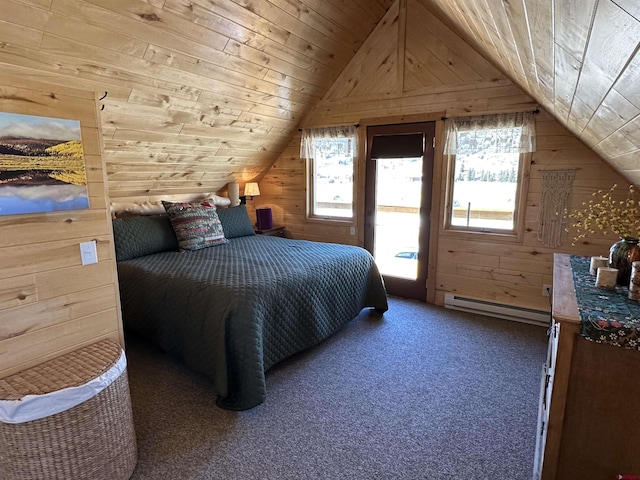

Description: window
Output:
[443,112,536,235]
[300,125,357,219]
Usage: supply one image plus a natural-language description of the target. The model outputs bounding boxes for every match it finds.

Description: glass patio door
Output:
[364,122,435,301]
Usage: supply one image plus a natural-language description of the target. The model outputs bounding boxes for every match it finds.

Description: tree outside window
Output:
[443,112,536,235]
[301,126,357,220]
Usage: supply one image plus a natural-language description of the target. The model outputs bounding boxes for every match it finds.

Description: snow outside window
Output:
[301,125,357,220]
[443,112,536,234]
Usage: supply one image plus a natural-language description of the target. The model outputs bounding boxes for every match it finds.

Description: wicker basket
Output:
[0,339,138,480]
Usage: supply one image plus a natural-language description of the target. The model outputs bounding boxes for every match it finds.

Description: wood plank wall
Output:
[0,75,122,378]
[257,0,628,311]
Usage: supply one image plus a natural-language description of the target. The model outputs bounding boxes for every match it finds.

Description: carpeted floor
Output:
[125,296,547,480]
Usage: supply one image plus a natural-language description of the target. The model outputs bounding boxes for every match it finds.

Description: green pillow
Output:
[112,215,178,261]
[216,205,256,238]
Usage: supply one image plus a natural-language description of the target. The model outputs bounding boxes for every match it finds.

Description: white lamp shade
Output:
[244,182,260,197]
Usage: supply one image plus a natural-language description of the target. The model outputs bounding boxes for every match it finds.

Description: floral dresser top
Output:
[570,255,640,350]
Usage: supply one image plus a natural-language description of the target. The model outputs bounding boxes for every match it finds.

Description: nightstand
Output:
[254,226,286,237]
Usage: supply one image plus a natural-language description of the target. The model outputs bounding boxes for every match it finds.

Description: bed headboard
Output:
[110,194,231,218]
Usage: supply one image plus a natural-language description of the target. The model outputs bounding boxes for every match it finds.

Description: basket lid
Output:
[0,339,122,401]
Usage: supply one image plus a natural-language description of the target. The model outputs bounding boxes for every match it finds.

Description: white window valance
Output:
[300,125,358,160]
[443,112,536,156]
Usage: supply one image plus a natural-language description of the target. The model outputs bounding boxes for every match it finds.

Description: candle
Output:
[589,256,609,275]
[629,261,640,301]
[595,267,618,290]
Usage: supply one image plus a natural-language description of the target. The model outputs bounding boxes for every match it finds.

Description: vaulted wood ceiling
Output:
[0,0,394,200]
[1,0,639,198]
[427,0,640,185]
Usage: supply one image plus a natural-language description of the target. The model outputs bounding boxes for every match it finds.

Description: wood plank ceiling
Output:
[3,0,640,198]
[0,0,393,201]
[425,0,640,186]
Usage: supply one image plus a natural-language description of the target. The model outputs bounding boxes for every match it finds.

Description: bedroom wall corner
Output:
[0,73,124,379]
[256,0,631,311]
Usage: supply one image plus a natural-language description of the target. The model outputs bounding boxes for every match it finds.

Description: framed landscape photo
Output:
[0,112,89,216]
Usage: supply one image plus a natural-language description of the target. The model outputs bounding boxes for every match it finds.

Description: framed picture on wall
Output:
[0,112,89,216]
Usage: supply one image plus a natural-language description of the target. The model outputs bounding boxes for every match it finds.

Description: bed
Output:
[113,204,388,410]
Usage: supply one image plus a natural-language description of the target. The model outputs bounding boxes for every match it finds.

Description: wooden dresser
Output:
[533,253,640,479]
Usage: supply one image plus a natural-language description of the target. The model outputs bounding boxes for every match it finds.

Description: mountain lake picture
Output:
[0,112,89,216]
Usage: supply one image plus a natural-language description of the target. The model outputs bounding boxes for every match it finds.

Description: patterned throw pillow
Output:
[162,201,228,251]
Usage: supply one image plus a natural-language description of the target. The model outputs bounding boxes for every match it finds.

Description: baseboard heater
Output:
[444,293,550,327]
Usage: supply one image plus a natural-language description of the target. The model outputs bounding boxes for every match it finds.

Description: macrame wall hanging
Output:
[537,169,576,248]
